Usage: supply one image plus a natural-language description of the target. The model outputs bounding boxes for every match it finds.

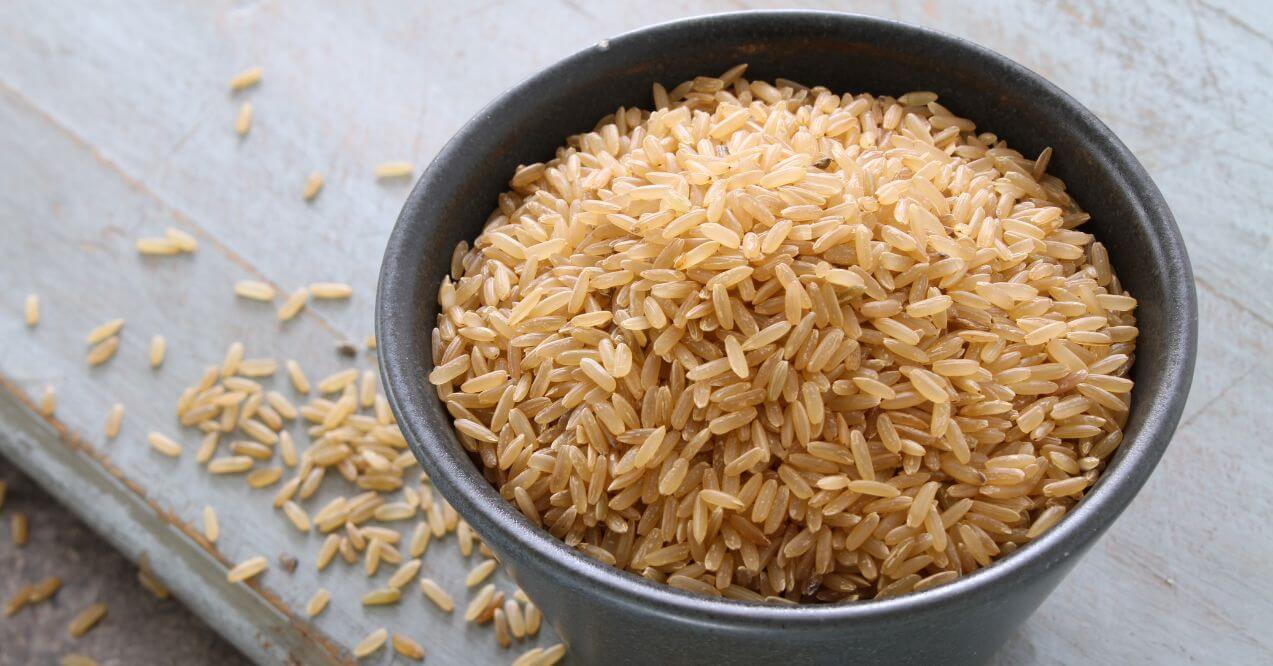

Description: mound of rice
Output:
[429,65,1137,603]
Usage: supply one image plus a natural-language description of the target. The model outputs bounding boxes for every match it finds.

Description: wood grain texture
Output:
[0,459,249,665]
[0,1,1269,664]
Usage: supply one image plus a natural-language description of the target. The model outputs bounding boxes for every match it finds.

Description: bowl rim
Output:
[377,10,1197,626]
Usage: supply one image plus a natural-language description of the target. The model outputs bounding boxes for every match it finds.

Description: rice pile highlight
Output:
[429,65,1138,602]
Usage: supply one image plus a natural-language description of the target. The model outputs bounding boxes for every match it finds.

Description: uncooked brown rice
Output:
[302,172,325,201]
[146,432,182,457]
[229,66,262,91]
[85,336,120,367]
[86,319,124,344]
[104,403,125,439]
[203,505,219,543]
[29,575,62,603]
[149,334,166,368]
[226,555,268,583]
[428,66,1138,603]
[309,282,353,299]
[418,577,455,612]
[392,633,426,661]
[4,584,32,616]
[12,513,28,545]
[136,237,183,255]
[137,557,170,599]
[375,162,414,180]
[164,227,199,252]
[278,287,309,321]
[67,602,107,638]
[39,386,56,417]
[305,588,330,617]
[235,281,277,301]
[23,294,38,327]
[160,305,554,657]
[353,628,388,658]
[235,102,253,136]
[466,558,498,587]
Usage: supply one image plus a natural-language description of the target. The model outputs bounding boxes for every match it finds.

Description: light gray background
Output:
[0,1,1269,664]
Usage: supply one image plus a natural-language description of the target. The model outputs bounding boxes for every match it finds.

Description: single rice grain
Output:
[392,634,426,661]
[203,505,219,543]
[86,336,120,366]
[149,335,166,368]
[11,513,27,546]
[375,162,414,180]
[39,386,56,417]
[164,227,198,252]
[353,628,388,658]
[104,403,125,439]
[286,360,311,394]
[226,556,267,583]
[306,588,330,617]
[136,237,182,255]
[86,319,124,344]
[302,172,324,201]
[23,294,38,327]
[29,575,61,603]
[147,432,182,457]
[309,282,353,299]
[67,603,107,638]
[419,578,454,612]
[278,288,309,321]
[234,281,276,301]
[229,66,262,91]
[235,102,252,136]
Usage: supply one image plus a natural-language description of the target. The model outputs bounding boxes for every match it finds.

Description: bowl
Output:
[377,11,1197,664]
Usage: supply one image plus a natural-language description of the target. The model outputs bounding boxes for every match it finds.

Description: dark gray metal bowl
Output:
[377,11,1196,665]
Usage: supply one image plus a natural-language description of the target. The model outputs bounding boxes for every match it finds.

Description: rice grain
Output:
[39,386,56,417]
[278,288,309,321]
[23,294,38,327]
[86,319,124,344]
[302,172,324,201]
[146,432,182,458]
[86,336,120,366]
[306,588,330,617]
[203,505,219,543]
[419,578,454,612]
[353,628,388,658]
[229,66,262,91]
[149,335,166,368]
[234,281,277,301]
[67,603,108,638]
[375,162,414,180]
[309,282,353,299]
[226,556,267,583]
[392,634,426,661]
[235,102,253,136]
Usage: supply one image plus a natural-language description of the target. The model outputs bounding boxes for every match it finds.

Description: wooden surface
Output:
[0,461,248,664]
[0,1,1269,664]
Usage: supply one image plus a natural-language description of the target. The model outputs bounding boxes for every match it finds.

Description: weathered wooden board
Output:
[0,1,1269,664]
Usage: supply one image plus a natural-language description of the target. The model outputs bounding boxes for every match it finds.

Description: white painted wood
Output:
[0,1,1268,663]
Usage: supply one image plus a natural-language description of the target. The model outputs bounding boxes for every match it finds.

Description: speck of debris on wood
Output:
[278,554,299,573]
